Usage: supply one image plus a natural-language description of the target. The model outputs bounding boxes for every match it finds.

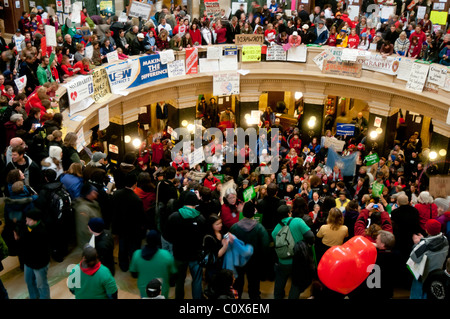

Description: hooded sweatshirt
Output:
[314,25,329,45]
[229,218,270,259]
[70,262,117,299]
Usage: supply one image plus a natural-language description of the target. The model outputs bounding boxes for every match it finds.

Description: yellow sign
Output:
[100,1,113,11]
[430,10,447,25]
[242,45,261,62]
[92,67,112,103]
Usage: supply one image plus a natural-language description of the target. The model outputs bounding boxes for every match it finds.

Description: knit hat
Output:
[49,145,62,161]
[146,279,162,298]
[92,152,107,163]
[425,219,441,236]
[242,179,249,185]
[26,208,42,221]
[88,218,105,233]
[185,191,200,206]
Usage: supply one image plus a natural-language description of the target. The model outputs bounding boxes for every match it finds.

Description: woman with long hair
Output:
[60,162,84,199]
[61,132,82,171]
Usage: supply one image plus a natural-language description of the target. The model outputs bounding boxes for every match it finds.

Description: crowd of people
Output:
[0,1,449,301]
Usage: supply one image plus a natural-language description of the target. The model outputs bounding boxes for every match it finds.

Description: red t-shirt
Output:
[264,29,277,43]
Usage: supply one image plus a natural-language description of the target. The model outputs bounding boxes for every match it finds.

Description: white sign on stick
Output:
[98,106,110,131]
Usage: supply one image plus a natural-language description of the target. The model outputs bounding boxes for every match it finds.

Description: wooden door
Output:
[4,0,24,34]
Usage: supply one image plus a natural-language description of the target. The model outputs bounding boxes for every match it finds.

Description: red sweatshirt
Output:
[347,34,360,48]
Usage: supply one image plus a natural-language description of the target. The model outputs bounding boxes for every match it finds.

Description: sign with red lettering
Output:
[185,47,198,74]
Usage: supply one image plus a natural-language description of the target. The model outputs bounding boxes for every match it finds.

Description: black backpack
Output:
[49,184,73,225]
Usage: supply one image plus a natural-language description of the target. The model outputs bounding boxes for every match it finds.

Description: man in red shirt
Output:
[409,26,427,46]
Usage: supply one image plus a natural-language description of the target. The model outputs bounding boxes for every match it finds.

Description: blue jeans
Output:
[274,262,304,299]
[410,278,427,299]
[24,264,50,299]
[161,235,173,255]
[175,260,203,299]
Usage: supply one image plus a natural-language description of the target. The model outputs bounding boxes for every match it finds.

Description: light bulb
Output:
[124,135,131,143]
[429,151,437,160]
[439,149,447,157]
[245,113,251,120]
[132,138,141,148]
[181,120,188,127]
[370,131,378,139]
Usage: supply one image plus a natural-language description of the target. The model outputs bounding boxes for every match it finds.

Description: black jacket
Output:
[256,196,285,233]
[95,230,115,276]
[19,221,50,269]
[111,188,145,238]
[390,205,423,258]
[165,207,207,262]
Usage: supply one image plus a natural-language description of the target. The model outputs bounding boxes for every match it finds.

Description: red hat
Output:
[399,118,405,124]
[425,219,441,236]
[264,121,270,125]
[348,144,355,149]
[357,143,364,150]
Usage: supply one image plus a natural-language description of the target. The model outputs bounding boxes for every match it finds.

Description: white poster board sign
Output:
[85,45,93,59]
[267,45,287,61]
[324,137,346,152]
[199,58,220,73]
[128,0,152,20]
[207,46,222,60]
[71,1,82,24]
[287,45,307,62]
[213,72,240,96]
[427,64,447,87]
[14,75,27,92]
[380,5,396,20]
[76,127,86,152]
[167,59,186,78]
[231,2,247,14]
[396,57,415,81]
[98,106,110,130]
[417,6,427,20]
[159,49,175,64]
[348,5,360,21]
[313,50,334,70]
[219,55,238,71]
[342,48,359,62]
[106,50,119,64]
[45,25,57,46]
[406,63,430,92]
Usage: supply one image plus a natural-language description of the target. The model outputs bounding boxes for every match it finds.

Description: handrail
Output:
[60,44,450,136]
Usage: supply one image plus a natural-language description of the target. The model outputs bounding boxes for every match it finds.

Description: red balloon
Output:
[317,236,378,295]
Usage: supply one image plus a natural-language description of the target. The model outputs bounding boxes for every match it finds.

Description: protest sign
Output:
[336,123,356,136]
[168,59,186,78]
[406,62,430,92]
[185,47,198,74]
[14,75,27,92]
[322,60,362,78]
[267,45,287,61]
[45,25,57,46]
[287,45,307,62]
[98,106,110,130]
[242,45,261,62]
[235,34,264,45]
[213,72,240,96]
[127,0,152,20]
[92,68,111,103]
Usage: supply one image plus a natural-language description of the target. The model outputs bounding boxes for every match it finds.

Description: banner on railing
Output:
[267,45,287,61]
[186,47,198,74]
[105,54,168,93]
[356,54,400,75]
[235,34,264,45]
[92,68,112,103]
[242,45,261,62]
[287,45,307,62]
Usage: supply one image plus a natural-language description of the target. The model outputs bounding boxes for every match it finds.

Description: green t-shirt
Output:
[69,264,117,299]
[271,217,311,265]
[129,248,177,298]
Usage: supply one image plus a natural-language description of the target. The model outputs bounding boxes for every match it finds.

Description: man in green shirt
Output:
[129,230,177,299]
[68,246,118,299]
[36,52,55,85]
[271,205,315,299]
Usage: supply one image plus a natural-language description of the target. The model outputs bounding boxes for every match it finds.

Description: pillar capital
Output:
[368,101,398,117]
[432,119,450,138]
[302,93,327,105]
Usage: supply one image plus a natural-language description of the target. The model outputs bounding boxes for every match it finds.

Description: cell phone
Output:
[34,123,41,128]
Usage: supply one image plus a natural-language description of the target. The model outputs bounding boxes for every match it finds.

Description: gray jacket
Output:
[410,233,449,282]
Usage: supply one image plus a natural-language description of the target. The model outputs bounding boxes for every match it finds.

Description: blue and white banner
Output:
[336,123,355,136]
[105,54,168,94]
